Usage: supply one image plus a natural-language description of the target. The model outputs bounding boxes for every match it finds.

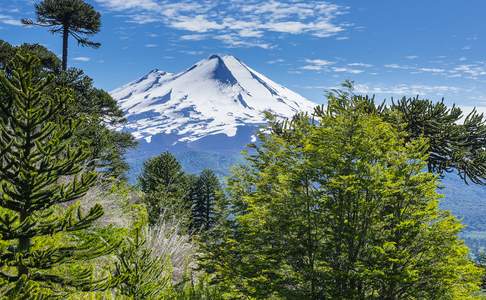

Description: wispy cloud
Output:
[348,62,372,67]
[416,67,445,74]
[353,83,461,96]
[0,14,21,26]
[180,50,204,56]
[384,63,411,70]
[301,58,334,70]
[267,58,285,64]
[451,64,486,78]
[384,60,486,80]
[180,34,207,41]
[95,0,349,48]
[302,59,367,74]
[332,67,363,74]
[145,43,158,48]
[73,56,91,62]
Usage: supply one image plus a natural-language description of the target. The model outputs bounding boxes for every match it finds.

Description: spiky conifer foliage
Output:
[139,152,187,195]
[191,169,222,232]
[321,82,486,185]
[0,39,137,179]
[139,152,190,225]
[0,55,114,296]
[386,96,486,184]
[113,229,173,299]
[22,0,101,71]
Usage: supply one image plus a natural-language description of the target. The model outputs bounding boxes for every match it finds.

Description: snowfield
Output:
[112,54,316,144]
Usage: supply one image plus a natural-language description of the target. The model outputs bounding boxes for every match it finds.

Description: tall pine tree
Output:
[0,55,113,296]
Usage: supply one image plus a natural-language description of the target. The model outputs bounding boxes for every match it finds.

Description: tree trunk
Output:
[62,25,69,71]
[17,211,30,277]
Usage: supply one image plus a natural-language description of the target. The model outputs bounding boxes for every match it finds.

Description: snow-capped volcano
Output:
[112,54,316,143]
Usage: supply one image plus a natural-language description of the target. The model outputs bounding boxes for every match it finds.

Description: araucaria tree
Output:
[139,152,190,225]
[0,39,137,179]
[191,169,222,232]
[0,55,112,296]
[384,96,486,184]
[213,94,482,299]
[22,0,101,71]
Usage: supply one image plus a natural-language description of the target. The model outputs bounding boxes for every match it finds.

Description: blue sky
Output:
[2,0,486,112]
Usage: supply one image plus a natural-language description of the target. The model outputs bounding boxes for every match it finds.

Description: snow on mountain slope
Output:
[111,54,316,143]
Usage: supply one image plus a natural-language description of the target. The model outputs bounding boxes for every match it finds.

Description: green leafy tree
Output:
[212,94,482,299]
[22,0,101,71]
[191,169,222,232]
[0,55,115,296]
[139,152,190,225]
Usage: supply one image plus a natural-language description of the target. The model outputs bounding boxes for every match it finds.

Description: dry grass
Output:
[145,216,197,283]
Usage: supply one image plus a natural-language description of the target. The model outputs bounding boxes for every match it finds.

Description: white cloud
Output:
[301,59,369,74]
[95,0,160,11]
[306,59,334,66]
[73,56,91,62]
[171,15,225,32]
[451,64,486,78]
[353,83,461,96]
[180,34,207,41]
[332,67,363,74]
[267,58,285,64]
[405,55,418,60]
[348,62,372,67]
[302,65,325,71]
[416,67,445,74]
[145,43,158,48]
[0,14,21,26]
[214,34,273,49]
[180,50,204,55]
[383,59,486,80]
[384,63,410,70]
[95,0,349,48]
[301,59,334,71]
